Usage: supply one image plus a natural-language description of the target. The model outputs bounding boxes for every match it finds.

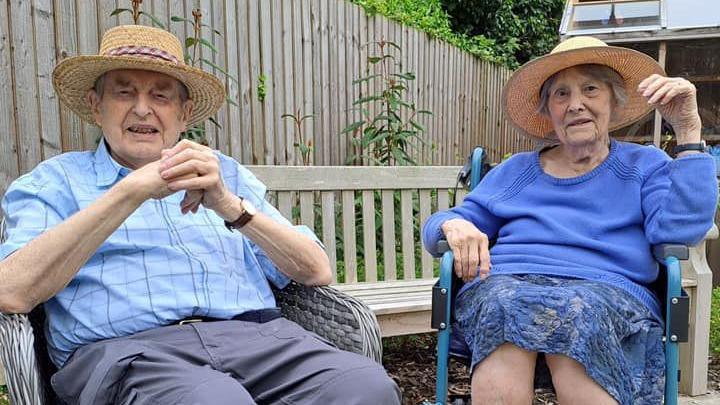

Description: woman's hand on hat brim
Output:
[638,74,702,142]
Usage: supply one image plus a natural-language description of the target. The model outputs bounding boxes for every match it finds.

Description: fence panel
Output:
[0,0,529,186]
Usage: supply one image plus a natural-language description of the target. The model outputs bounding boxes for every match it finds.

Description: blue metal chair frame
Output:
[429,147,689,405]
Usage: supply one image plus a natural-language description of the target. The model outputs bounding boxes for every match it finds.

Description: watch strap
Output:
[672,142,706,154]
[224,200,253,231]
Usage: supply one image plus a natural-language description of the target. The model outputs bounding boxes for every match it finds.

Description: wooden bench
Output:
[249,165,717,396]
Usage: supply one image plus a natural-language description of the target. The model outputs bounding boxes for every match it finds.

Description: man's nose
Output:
[132,95,153,117]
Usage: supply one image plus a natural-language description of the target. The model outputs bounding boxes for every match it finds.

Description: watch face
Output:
[241,199,257,215]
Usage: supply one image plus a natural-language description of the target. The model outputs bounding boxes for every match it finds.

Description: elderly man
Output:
[0,25,400,405]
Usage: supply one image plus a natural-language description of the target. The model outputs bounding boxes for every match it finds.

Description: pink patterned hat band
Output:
[105,45,179,64]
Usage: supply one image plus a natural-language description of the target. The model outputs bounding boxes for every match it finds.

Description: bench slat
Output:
[278,191,293,221]
[381,190,396,280]
[342,190,357,283]
[334,278,437,291]
[248,165,462,190]
[300,191,314,232]
[438,189,449,211]
[362,190,378,282]
[401,190,415,279]
[419,189,433,278]
[321,191,337,282]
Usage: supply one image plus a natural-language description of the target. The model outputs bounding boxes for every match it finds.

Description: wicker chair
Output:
[0,218,383,405]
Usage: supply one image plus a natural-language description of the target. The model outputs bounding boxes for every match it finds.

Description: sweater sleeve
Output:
[642,152,718,246]
[422,160,512,257]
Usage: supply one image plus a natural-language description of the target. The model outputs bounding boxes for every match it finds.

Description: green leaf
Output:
[391,72,416,81]
[208,116,221,128]
[352,74,382,85]
[139,11,166,29]
[226,96,238,107]
[417,109,433,115]
[199,38,218,53]
[352,95,384,106]
[110,8,130,17]
[201,24,223,36]
[200,58,227,76]
[384,41,401,51]
[341,121,365,134]
[409,120,426,132]
[171,16,193,23]
[185,37,198,48]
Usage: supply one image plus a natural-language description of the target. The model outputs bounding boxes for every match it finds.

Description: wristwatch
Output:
[672,141,706,154]
[224,198,257,231]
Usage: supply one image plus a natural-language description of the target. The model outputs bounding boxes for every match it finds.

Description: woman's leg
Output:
[471,343,537,405]
[545,353,618,405]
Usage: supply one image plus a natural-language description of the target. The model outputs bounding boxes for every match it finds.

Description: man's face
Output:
[86,69,193,169]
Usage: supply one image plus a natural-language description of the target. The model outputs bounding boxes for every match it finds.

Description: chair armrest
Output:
[0,313,46,405]
[653,244,689,262]
[273,282,383,364]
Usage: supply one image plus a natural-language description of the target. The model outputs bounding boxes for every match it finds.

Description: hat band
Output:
[104,45,179,64]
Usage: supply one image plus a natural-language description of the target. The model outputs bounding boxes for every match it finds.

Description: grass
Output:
[0,385,8,405]
[711,287,720,354]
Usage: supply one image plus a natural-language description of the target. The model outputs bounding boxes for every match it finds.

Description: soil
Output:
[383,333,720,405]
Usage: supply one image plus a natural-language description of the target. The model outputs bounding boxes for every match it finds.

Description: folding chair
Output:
[427,147,690,405]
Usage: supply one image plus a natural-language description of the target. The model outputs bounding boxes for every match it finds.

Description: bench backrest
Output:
[248,166,465,284]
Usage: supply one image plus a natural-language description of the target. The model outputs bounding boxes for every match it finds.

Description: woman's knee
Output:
[545,354,618,405]
[471,344,536,405]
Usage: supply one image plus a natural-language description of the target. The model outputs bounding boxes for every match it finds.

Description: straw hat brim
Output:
[53,55,226,126]
[502,46,665,140]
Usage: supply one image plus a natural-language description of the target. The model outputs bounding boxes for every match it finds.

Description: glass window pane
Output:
[569,1,661,32]
[570,4,612,30]
[667,0,720,29]
[614,2,660,26]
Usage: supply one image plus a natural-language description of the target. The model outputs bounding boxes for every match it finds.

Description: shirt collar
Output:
[94,138,132,187]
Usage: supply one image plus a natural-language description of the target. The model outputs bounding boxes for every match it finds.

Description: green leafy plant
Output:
[350,0,504,65]
[111,2,239,145]
[110,0,165,28]
[341,40,432,166]
[282,110,314,165]
[257,74,268,103]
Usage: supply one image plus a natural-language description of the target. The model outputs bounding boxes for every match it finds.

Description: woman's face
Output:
[546,66,615,148]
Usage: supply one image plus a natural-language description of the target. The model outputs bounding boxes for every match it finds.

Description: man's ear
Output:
[86,90,102,125]
[180,100,194,131]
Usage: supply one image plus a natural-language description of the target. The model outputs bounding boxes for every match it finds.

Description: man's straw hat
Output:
[502,36,665,140]
[53,25,225,126]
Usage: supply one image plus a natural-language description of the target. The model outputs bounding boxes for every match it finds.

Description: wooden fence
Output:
[0,0,530,198]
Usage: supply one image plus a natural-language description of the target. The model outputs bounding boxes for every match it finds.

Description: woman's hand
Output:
[441,218,491,282]
[638,75,702,143]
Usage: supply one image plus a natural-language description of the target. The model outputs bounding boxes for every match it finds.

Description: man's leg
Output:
[199,318,401,404]
[51,326,256,405]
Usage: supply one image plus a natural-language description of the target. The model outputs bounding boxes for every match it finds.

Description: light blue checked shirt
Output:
[1,140,318,367]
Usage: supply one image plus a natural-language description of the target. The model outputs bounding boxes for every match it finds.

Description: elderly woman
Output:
[423,37,717,405]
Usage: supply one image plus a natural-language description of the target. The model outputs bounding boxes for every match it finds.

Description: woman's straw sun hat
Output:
[502,36,665,140]
[53,25,225,126]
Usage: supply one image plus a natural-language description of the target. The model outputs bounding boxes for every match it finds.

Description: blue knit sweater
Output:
[422,140,718,320]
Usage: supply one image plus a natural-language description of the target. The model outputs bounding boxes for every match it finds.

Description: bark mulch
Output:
[384,333,720,405]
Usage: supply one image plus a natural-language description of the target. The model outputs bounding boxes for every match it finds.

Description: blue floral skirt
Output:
[455,274,665,405]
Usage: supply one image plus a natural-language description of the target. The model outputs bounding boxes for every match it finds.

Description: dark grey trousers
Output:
[51,317,401,405]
